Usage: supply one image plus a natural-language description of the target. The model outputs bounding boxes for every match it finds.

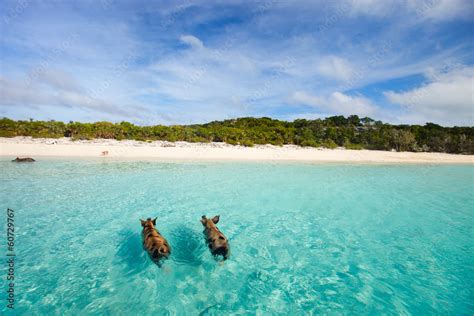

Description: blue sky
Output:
[0,0,473,126]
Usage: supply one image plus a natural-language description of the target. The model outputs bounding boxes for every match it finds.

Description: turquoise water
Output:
[1,159,473,315]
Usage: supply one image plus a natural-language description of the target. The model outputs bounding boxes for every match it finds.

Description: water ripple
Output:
[0,159,472,314]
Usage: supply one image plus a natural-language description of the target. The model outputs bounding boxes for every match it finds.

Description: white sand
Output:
[1,137,472,164]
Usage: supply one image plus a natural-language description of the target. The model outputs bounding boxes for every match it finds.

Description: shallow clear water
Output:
[0,159,473,315]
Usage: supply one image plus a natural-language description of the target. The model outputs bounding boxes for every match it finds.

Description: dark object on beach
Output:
[12,157,35,162]
[140,217,171,265]
[201,215,230,260]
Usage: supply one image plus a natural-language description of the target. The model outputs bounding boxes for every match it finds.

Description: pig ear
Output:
[211,215,220,224]
[201,215,207,225]
[152,217,157,225]
[140,219,146,226]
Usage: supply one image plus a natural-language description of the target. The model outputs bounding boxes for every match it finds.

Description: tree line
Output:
[0,116,472,154]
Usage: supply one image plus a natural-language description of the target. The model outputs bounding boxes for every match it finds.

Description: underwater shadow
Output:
[169,225,205,266]
[115,229,149,275]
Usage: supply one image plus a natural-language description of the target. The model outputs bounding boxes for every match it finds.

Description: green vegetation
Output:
[0,116,472,154]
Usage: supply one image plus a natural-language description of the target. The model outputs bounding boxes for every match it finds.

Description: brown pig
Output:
[140,217,171,264]
[201,215,229,260]
[12,157,35,162]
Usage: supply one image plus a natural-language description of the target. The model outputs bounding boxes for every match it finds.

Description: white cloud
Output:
[384,67,474,126]
[291,91,378,117]
[36,69,83,93]
[0,75,163,123]
[348,0,473,20]
[406,0,474,21]
[317,56,353,81]
[147,39,293,119]
[179,35,204,49]
[349,0,398,17]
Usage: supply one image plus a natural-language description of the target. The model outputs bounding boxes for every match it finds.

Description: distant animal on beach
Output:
[201,215,229,260]
[12,157,35,162]
[140,217,171,264]
[101,151,109,156]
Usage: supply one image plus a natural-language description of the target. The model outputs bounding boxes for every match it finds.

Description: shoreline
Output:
[0,137,473,164]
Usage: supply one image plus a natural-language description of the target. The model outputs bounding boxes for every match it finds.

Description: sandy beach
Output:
[1,137,472,164]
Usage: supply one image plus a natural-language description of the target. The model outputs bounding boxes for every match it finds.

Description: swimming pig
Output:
[140,217,171,264]
[201,215,229,260]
